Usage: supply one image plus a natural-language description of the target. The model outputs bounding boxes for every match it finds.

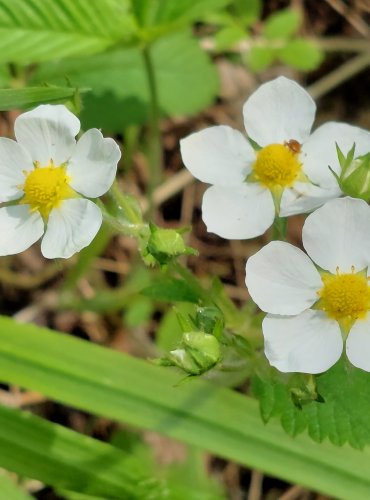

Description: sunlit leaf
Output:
[33,32,219,130]
[0,0,134,63]
[263,8,301,39]
[246,46,276,71]
[279,39,324,70]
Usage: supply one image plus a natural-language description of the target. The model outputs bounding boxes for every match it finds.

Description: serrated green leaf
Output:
[142,277,202,303]
[0,86,88,110]
[279,39,324,71]
[0,473,32,500]
[33,32,219,130]
[253,358,370,449]
[246,46,275,71]
[316,359,370,449]
[280,407,306,437]
[263,8,301,39]
[0,0,134,63]
[3,318,370,498]
[0,404,165,498]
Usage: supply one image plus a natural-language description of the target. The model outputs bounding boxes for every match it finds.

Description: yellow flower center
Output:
[21,162,75,219]
[317,267,370,331]
[252,144,302,189]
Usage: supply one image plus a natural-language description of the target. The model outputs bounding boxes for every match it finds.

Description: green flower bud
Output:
[167,331,221,376]
[332,144,370,201]
[143,223,197,267]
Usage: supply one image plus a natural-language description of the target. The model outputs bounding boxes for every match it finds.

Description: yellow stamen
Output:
[317,267,370,332]
[251,143,302,189]
[21,161,75,219]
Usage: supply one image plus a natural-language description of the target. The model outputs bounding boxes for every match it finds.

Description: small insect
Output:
[284,139,301,154]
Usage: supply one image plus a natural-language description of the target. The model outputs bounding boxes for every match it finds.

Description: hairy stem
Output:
[142,44,162,213]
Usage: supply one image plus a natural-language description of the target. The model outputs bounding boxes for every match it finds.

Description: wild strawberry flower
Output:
[245,197,370,374]
[180,77,370,239]
[0,104,121,259]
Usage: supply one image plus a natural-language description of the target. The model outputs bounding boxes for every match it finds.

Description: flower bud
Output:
[165,331,221,376]
[143,223,197,266]
[333,144,370,201]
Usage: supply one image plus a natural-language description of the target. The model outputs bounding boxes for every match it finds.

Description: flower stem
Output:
[109,180,143,225]
[142,44,162,213]
[272,216,287,241]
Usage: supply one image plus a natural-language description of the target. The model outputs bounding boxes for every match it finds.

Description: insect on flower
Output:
[284,139,302,154]
[180,77,370,240]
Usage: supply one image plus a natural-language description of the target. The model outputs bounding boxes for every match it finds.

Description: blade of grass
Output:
[0,403,165,499]
[0,87,89,110]
[0,316,370,498]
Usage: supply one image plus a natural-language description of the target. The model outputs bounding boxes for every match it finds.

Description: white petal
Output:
[0,138,34,201]
[243,76,315,146]
[346,317,370,371]
[180,126,254,186]
[14,104,80,166]
[0,205,44,255]
[41,198,102,259]
[302,122,370,187]
[202,183,274,239]
[246,241,322,314]
[263,310,343,373]
[280,182,341,217]
[67,129,121,198]
[302,197,370,273]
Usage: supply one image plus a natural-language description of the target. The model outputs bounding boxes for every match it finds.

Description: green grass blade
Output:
[0,403,165,499]
[1,316,370,498]
[0,473,32,500]
[0,87,88,110]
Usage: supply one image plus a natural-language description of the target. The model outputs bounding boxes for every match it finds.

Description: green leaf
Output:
[246,46,275,71]
[278,39,324,71]
[156,303,195,351]
[316,359,370,448]
[263,8,301,39]
[32,32,219,130]
[142,277,202,303]
[0,86,88,110]
[253,358,370,449]
[214,26,246,51]
[231,0,261,25]
[2,318,370,498]
[124,296,154,327]
[0,403,165,498]
[111,429,226,499]
[0,0,134,63]
[165,447,226,499]
[131,0,230,30]
[0,473,32,500]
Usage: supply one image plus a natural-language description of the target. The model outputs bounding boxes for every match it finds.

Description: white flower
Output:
[0,105,121,259]
[180,77,370,239]
[245,197,370,374]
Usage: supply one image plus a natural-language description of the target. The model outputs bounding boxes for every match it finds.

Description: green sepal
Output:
[142,223,198,267]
